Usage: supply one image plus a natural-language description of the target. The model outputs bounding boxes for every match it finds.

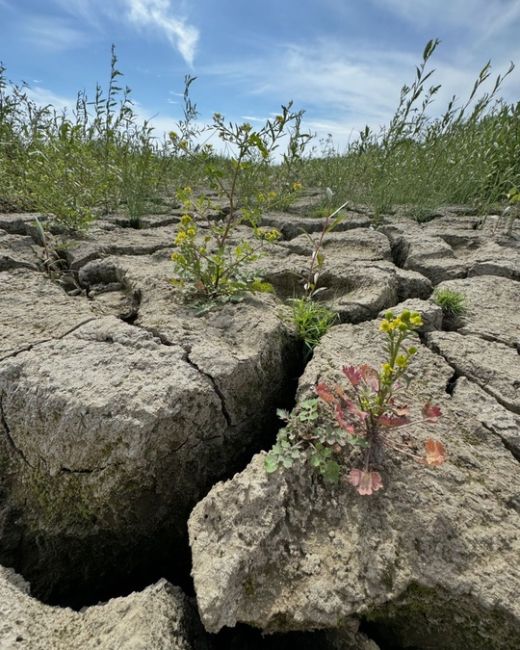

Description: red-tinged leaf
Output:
[335,405,355,433]
[424,438,446,465]
[378,413,411,428]
[335,384,347,401]
[423,402,442,421]
[359,364,380,392]
[348,469,384,495]
[315,382,336,405]
[344,398,369,421]
[342,365,363,386]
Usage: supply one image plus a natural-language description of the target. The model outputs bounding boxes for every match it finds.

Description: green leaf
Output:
[323,460,340,484]
[264,454,279,473]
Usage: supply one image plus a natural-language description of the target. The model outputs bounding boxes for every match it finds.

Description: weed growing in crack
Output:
[289,192,346,353]
[171,187,279,306]
[433,288,466,323]
[171,104,310,305]
[265,309,446,494]
[33,217,81,292]
[290,299,338,354]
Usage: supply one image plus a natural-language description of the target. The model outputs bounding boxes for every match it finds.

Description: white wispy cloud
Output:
[200,34,519,151]
[50,0,199,64]
[125,0,199,65]
[371,0,520,42]
[21,16,90,52]
[25,86,78,112]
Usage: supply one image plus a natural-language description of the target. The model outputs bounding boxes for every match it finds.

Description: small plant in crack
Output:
[171,103,307,307]
[33,217,82,292]
[266,309,446,494]
[289,191,347,354]
[433,288,466,323]
[171,187,280,308]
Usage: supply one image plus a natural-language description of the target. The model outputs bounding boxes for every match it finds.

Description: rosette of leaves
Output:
[265,309,446,494]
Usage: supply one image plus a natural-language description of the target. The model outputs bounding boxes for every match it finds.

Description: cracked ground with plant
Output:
[1,38,520,650]
[0,194,519,650]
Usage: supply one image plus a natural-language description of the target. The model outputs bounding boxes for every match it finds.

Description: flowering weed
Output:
[266,309,446,494]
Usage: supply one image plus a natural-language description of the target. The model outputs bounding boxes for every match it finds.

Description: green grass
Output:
[433,288,466,319]
[290,298,338,354]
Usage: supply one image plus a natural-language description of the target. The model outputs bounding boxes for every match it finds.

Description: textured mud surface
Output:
[0,201,519,648]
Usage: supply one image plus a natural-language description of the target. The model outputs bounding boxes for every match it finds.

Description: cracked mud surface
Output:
[0,201,519,649]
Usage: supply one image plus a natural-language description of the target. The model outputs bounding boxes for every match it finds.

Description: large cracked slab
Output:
[0,268,298,601]
[79,252,300,437]
[427,331,520,414]
[0,269,95,359]
[466,237,520,281]
[383,223,468,283]
[63,224,179,270]
[189,321,520,649]
[260,211,372,239]
[254,229,430,322]
[0,212,49,235]
[0,566,208,650]
[0,232,40,271]
[434,275,520,348]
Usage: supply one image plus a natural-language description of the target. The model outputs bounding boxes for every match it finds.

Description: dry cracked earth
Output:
[0,194,519,650]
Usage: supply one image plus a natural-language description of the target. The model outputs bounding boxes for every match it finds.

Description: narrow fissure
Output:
[211,624,343,650]
[183,345,233,427]
[444,370,459,396]
[481,422,520,464]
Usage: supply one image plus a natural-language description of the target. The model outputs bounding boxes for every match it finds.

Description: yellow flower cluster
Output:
[292,181,303,192]
[174,224,197,247]
[256,227,281,242]
[379,309,423,333]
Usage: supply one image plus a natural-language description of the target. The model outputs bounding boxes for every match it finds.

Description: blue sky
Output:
[1,0,520,151]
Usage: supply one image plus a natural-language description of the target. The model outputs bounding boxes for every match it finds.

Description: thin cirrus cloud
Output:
[371,0,520,42]
[124,0,199,66]
[51,0,199,65]
[21,15,90,52]
[199,32,519,152]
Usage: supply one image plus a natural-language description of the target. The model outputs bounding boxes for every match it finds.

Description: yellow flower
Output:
[396,355,408,369]
[379,320,390,333]
[292,181,303,191]
[180,214,192,226]
[411,314,423,327]
[381,362,393,379]
[175,231,188,246]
